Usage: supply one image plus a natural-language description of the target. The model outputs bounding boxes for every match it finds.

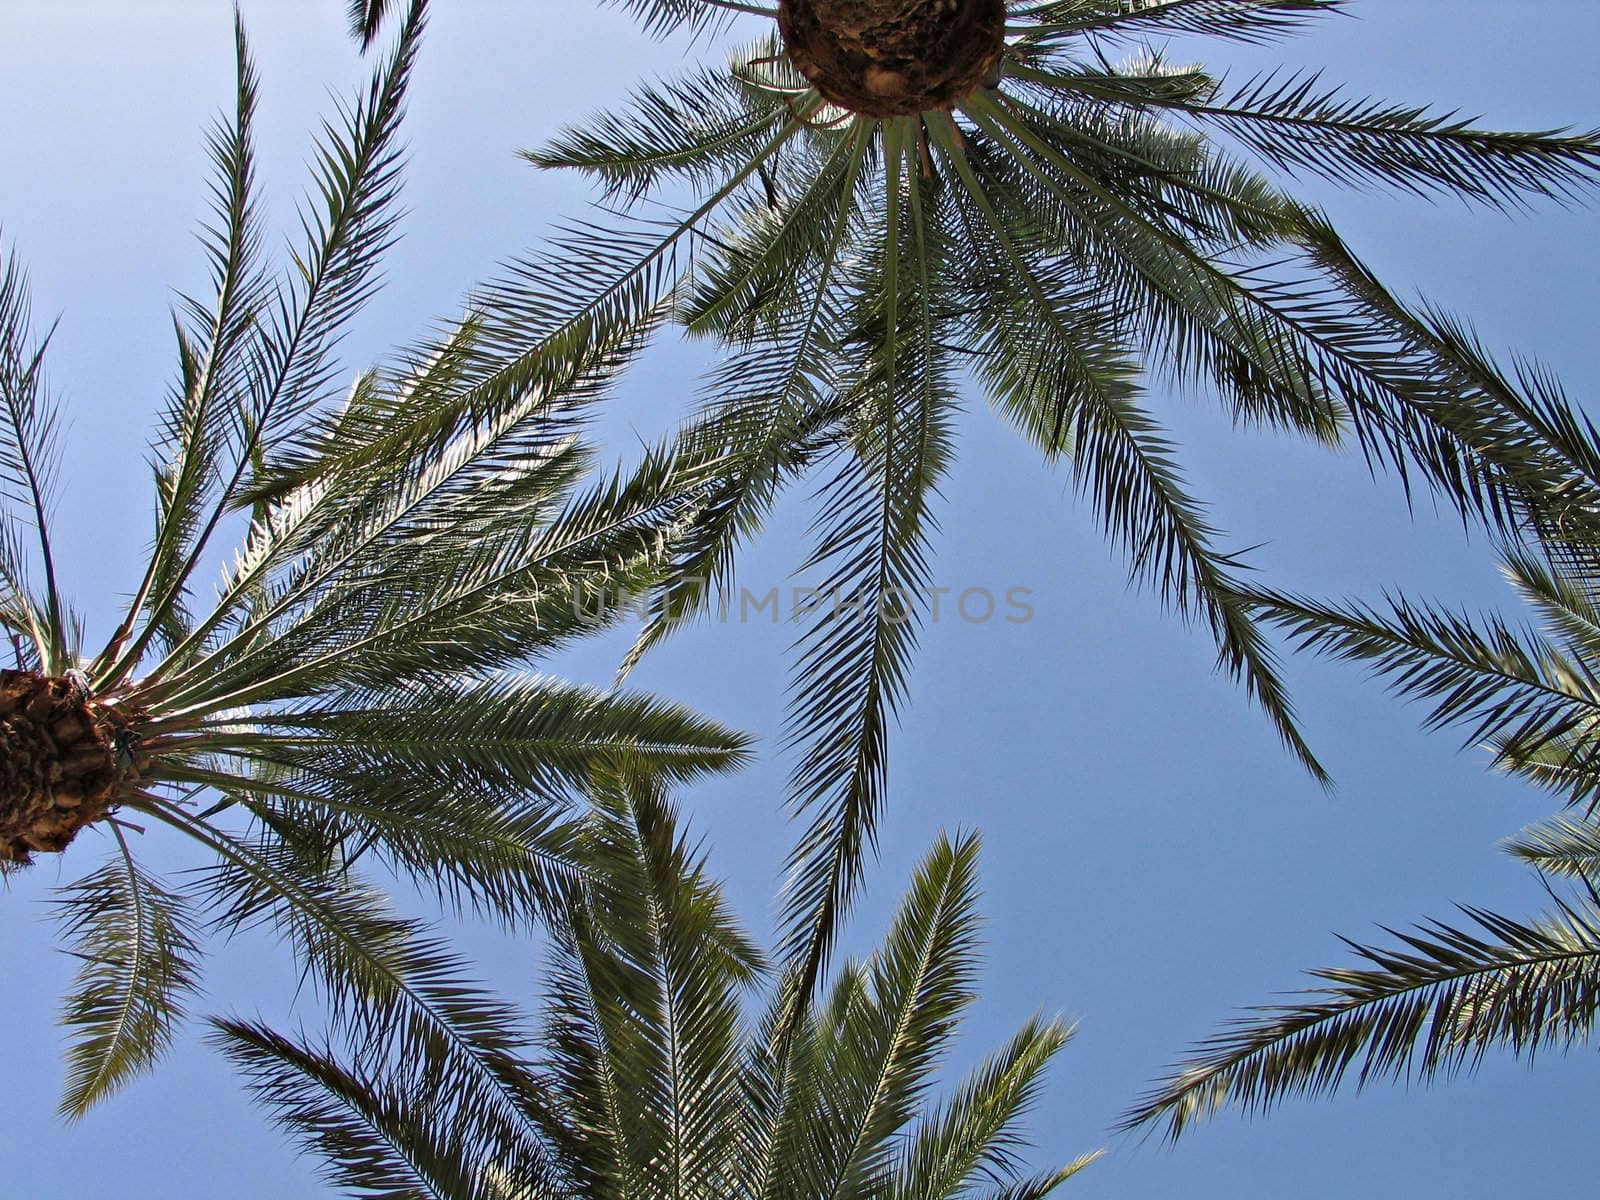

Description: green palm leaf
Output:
[1020,0,1345,48]
[216,1019,497,1200]
[1229,550,1600,803]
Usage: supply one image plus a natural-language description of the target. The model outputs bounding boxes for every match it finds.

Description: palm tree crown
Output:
[1,1,748,1118]
[218,776,1096,1200]
[429,0,1600,1022]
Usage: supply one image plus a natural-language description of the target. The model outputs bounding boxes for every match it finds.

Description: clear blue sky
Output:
[2,2,1597,1195]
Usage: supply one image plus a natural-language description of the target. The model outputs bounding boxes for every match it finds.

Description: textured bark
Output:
[778,0,1007,117]
[0,670,139,864]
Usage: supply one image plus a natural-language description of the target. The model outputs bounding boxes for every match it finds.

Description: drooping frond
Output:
[348,0,406,49]
[216,1019,469,1200]
[777,121,956,1016]
[1283,217,1600,525]
[154,806,559,1182]
[1401,303,1600,553]
[1016,57,1600,211]
[1122,506,1600,1141]
[600,0,764,41]
[53,830,203,1118]
[940,97,1326,777]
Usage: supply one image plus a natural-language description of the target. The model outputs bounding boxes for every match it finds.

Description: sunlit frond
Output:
[1505,811,1600,882]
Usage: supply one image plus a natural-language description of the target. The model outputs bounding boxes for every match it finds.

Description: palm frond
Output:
[529,61,786,205]
[103,0,429,688]
[215,1018,545,1200]
[4,1,770,1127]
[889,1016,1082,1200]
[1122,894,1600,1141]
[776,833,984,1198]
[150,805,558,1181]
[169,341,597,680]
[197,759,588,929]
[942,99,1326,777]
[778,122,955,1018]
[0,244,66,668]
[53,829,203,1118]
[170,679,752,926]
[1288,217,1600,520]
[0,521,49,664]
[1505,812,1600,882]
[544,774,763,1197]
[1017,0,1346,49]
[1180,70,1600,208]
[614,123,873,680]
[258,677,752,795]
[219,805,1094,1197]
[602,0,766,40]
[131,14,271,662]
[348,0,406,49]
[146,442,714,718]
[981,1157,1104,1200]
[1231,573,1600,801]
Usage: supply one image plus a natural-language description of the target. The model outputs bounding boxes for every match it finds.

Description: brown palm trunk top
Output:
[779,0,1007,116]
[1,670,138,864]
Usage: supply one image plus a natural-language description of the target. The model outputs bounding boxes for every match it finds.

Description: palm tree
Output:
[346,0,1600,1016]
[215,773,1097,1200]
[1119,343,1600,1136]
[0,1,751,1118]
